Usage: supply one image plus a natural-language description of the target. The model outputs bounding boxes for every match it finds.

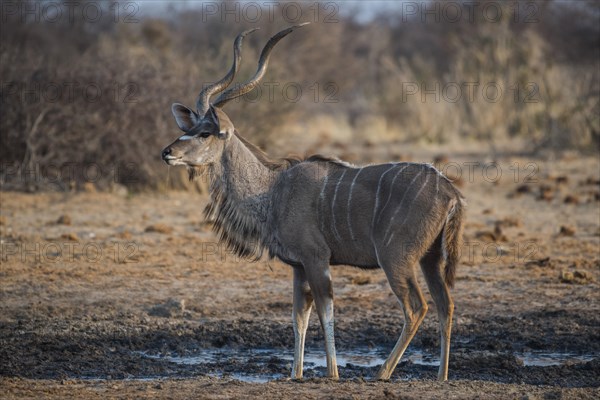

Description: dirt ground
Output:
[1,149,599,399]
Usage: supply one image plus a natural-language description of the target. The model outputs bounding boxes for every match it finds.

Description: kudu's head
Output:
[161,24,308,167]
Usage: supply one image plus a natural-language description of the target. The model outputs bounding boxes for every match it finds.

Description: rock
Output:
[495,217,522,228]
[573,270,593,283]
[581,177,600,186]
[145,224,173,234]
[558,226,575,237]
[526,257,551,268]
[564,195,579,205]
[553,175,569,185]
[117,230,132,240]
[515,184,531,194]
[475,231,497,243]
[561,270,594,284]
[148,298,186,318]
[493,225,508,242]
[475,226,508,243]
[538,185,554,201]
[61,232,79,241]
[56,214,71,225]
[560,270,575,283]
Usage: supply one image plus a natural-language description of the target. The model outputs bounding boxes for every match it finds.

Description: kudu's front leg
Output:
[304,262,339,379]
[291,267,313,379]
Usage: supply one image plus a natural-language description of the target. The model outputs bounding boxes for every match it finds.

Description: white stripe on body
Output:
[425,163,442,196]
[371,164,399,233]
[319,173,330,233]
[346,168,364,242]
[434,164,440,195]
[382,169,424,243]
[386,172,431,246]
[376,164,410,226]
[331,170,347,242]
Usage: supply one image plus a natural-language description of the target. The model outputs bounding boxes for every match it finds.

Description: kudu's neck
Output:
[212,134,278,201]
[205,134,280,259]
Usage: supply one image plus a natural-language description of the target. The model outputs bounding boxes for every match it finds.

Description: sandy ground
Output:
[1,150,599,399]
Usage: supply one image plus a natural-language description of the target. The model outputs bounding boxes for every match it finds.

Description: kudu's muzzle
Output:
[161,142,182,165]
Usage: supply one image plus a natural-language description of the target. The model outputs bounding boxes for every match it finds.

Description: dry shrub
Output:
[1,1,598,191]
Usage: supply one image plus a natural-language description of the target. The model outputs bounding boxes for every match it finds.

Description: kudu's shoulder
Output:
[277,156,350,181]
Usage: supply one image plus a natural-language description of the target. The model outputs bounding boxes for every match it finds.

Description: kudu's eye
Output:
[199,132,211,138]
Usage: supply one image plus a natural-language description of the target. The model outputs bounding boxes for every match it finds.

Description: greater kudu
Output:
[161,24,466,381]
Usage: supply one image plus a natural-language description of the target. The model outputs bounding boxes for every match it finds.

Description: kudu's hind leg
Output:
[376,258,428,380]
[420,235,454,381]
[291,267,314,379]
[304,262,339,379]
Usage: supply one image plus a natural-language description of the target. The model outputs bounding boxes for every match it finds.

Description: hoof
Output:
[375,371,391,381]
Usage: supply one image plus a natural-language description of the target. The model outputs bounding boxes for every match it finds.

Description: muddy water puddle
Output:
[139,347,394,368]
[132,348,597,383]
[517,352,596,367]
[136,347,395,382]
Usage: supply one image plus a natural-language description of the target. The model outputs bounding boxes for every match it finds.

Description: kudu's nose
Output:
[161,147,172,160]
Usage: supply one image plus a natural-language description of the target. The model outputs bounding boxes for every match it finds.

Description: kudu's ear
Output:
[171,103,199,132]
[206,105,234,140]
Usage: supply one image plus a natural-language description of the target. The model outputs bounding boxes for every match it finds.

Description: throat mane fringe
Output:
[203,179,267,261]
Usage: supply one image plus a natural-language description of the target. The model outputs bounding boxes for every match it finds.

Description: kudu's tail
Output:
[442,197,466,288]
